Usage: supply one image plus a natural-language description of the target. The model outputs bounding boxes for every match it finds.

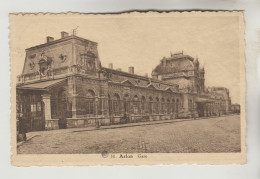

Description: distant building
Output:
[16,32,232,131]
[231,104,240,114]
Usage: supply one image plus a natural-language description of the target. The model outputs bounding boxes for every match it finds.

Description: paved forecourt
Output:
[17,115,241,154]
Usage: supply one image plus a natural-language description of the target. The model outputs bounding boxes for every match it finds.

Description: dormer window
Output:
[38,55,52,77]
[80,51,96,71]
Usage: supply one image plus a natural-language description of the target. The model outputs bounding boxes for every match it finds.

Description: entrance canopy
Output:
[195,97,215,103]
[17,78,66,91]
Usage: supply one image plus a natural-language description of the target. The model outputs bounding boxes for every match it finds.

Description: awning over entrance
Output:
[195,97,215,103]
[17,78,66,90]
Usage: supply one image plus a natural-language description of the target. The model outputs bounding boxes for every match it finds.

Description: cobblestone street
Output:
[17,115,241,154]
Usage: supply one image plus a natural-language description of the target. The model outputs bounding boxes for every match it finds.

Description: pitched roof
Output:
[146,83,158,89]
[121,79,136,86]
[17,78,66,90]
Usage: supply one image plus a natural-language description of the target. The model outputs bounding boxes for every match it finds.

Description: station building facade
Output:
[16,32,232,131]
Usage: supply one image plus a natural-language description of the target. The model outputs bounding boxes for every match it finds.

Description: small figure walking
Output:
[18,113,27,141]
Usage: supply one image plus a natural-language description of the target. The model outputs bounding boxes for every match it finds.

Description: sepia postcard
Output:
[10,11,246,166]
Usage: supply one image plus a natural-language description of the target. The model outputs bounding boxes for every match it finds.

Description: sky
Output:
[10,12,243,104]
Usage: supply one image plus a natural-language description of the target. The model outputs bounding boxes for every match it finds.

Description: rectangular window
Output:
[155,103,159,114]
[20,104,23,113]
[30,102,37,117]
[161,104,164,113]
[113,101,119,114]
[98,100,102,115]
[124,102,130,113]
[31,104,34,112]
[90,101,94,114]
[141,102,145,114]
[30,103,37,112]
[37,102,41,112]
[133,102,139,114]
[86,100,94,115]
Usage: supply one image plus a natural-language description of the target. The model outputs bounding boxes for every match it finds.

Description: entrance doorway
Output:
[196,102,205,117]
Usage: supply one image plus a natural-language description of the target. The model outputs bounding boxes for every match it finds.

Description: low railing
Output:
[17,67,70,84]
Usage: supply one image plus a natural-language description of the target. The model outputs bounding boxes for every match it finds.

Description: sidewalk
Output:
[72,117,192,133]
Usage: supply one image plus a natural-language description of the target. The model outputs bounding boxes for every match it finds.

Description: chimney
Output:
[61,31,69,38]
[108,63,113,69]
[144,73,148,77]
[162,57,167,67]
[46,36,54,43]
[128,66,134,74]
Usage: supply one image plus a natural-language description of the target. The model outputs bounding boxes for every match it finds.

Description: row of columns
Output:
[41,93,188,126]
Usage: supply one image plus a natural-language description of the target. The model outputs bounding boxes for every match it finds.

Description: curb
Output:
[72,118,192,133]
[17,135,39,147]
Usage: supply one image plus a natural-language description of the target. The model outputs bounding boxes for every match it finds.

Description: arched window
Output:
[161,98,165,114]
[112,94,120,115]
[155,97,159,114]
[148,97,153,115]
[133,95,139,114]
[188,99,192,111]
[86,89,95,115]
[167,98,170,114]
[172,99,175,113]
[141,96,146,114]
[108,94,111,116]
[176,99,179,113]
[123,94,130,114]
